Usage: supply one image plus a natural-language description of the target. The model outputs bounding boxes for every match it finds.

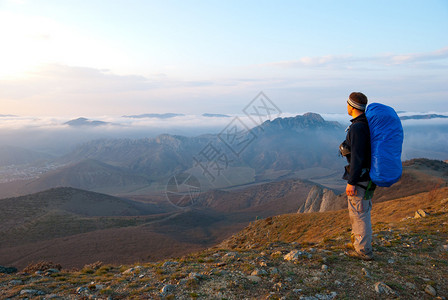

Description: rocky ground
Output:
[1,194,447,299]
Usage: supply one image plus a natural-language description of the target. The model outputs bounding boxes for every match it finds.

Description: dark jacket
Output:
[342,113,371,185]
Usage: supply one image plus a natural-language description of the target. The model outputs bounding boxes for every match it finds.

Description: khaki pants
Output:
[347,181,374,256]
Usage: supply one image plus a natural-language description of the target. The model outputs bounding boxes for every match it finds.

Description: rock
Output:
[160,284,176,295]
[388,259,395,264]
[251,269,268,276]
[20,289,45,296]
[374,282,396,295]
[189,272,205,280]
[414,209,429,218]
[247,275,262,282]
[270,267,279,274]
[76,287,88,294]
[405,282,416,289]
[298,186,343,213]
[0,266,18,274]
[300,292,337,300]
[284,250,302,261]
[334,280,342,286]
[9,280,23,285]
[442,245,448,251]
[47,268,60,273]
[321,264,328,272]
[362,267,371,278]
[163,261,178,268]
[46,295,64,299]
[273,282,283,291]
[425,285,437,296]
[223,252,240,259]
[122,267,134,274]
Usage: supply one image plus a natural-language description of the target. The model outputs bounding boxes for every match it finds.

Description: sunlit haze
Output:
[0,0,447,117]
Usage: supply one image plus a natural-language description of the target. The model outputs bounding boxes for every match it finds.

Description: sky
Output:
[0,0,447,117]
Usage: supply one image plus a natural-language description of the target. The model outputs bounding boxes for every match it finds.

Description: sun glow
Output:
[0,11,126,79]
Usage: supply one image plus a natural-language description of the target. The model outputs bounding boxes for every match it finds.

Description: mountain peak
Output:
[64,117,109,127]
[257,113,341,131]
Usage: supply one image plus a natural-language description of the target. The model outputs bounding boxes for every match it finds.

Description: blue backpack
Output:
[365,103,404,187]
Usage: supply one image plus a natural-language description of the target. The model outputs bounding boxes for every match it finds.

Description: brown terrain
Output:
[1,159,447,272]
[0,170,447,298]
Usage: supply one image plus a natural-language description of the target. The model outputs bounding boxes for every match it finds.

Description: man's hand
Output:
[346,183,357,196]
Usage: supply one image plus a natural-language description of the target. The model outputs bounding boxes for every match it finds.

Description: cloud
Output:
[268,47,448,69]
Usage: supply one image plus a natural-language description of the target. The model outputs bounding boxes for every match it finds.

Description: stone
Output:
[20,289,45,296]
[334,280,342,286]
[46,295,64,299]
[405,282,416,289]
[414,209,429,219]
[284,250,302,261]
[160,284,176,295]
[273,282,283,291]
[122,267,135,274]
[247,275,262,282]
[374,282,396,295]
[9,280,23,285]
[163,261,178,268]
[223,252,240,259]
[300,292,337,300]
[76,287,88,294]
[0,266,17,274]
[388,259,395,264]
[270,267,279,274]
[251,269,268,276]
[189,272,205,280]
[442,245,448,251]
[321,264,328,272]
[361,267,371,278]
[425,285,437,296]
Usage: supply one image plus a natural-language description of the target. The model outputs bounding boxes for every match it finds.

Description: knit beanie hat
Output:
[347,92,368,111]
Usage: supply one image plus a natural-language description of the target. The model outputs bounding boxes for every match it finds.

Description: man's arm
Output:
[347,123,369,185]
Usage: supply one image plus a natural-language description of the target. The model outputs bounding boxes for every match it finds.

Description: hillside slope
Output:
[297,158,448,213]
[1,188,447,299]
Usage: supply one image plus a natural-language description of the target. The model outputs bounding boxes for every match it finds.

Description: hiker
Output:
[339,92,376,261]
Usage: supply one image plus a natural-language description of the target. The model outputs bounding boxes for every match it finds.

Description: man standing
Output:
[340,92,376,261]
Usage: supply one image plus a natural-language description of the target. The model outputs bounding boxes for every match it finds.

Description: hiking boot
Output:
[344,250,374,261]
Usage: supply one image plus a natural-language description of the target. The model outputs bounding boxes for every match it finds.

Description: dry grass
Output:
[221,187,448,249]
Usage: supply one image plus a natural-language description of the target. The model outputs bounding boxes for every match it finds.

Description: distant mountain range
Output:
[123,113,185,119]
[0,113,346,197]
[202,113,231,118]
[400,114,448,120]
[64,117,110,127]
